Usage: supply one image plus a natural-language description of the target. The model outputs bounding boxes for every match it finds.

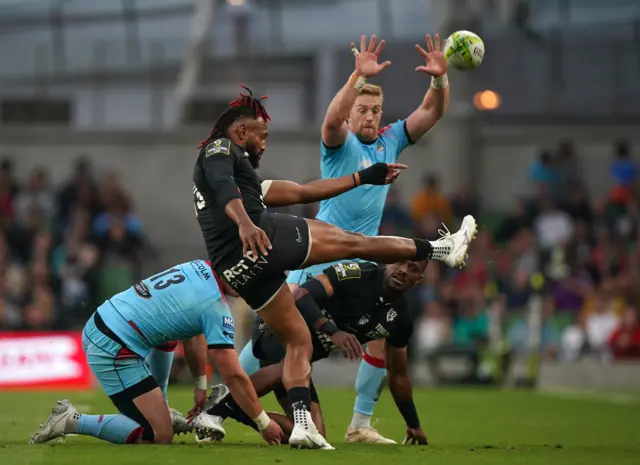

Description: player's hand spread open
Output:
[238,220,272,258]
[415,33,447,77]
[330,331,363,361]
[358,162,408,186]
[260,419,284,445]
[403,426,428,445]
[352,34,391,78]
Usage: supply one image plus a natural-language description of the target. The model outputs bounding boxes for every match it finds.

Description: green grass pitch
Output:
[1,387,638,465]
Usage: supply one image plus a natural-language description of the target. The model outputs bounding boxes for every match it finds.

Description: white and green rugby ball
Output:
[443,30,485,71]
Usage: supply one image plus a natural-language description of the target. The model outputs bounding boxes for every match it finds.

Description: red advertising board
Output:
[0,332,92,390]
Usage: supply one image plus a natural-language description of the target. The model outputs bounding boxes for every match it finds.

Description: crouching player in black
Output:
[194,260,429,447]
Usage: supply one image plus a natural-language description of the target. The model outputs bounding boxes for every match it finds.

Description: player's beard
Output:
[248,151,260,168]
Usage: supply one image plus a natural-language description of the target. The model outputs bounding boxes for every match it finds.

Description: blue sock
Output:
[352,355,386,422]
[238,341,261,376]
[146,348,175,399]
[78,414,142,444]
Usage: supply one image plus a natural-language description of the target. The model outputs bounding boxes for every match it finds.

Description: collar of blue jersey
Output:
[355,134,377,146]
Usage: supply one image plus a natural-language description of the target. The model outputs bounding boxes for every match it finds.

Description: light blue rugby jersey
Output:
[97,260,235,357]
[315,120,412,235]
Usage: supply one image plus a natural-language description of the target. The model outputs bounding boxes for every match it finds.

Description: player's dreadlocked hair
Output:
[197,85,270,149]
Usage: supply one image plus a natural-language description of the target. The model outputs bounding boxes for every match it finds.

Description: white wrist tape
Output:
[253,410,271,432]
[195,375,207,391]
[354,75,367,90]
[431,74,449,90]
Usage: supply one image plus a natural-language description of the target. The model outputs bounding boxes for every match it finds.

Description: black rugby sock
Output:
[207,393,259,431]
[412,239,434,261]
[287,386,311,412]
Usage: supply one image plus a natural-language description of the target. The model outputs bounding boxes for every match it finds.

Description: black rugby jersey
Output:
[193,138,266,266]
[255,262,414,362]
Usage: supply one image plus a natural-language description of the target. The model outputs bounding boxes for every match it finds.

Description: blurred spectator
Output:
[610,140,637,204]
[411,174,451,224]
[494,198,533,243]
[508,296,560,360]
[534,198,573,249]
[380,186,413,236]
[554,141,581,197]
[14,167,55,227]
[450,182,480,220]
[609,306,640,360]
[528,150,557,188]
[58,157,97,229]
[0,161,143,330]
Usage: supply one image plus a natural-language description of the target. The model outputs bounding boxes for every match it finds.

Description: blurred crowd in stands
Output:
[275,140,640,365]
[0,157,148,331]
[405,140,640,364]
[4,139,639,368]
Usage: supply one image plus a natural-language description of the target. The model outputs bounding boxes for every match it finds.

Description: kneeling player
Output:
[29,260,282,446]
[196,260,429,445]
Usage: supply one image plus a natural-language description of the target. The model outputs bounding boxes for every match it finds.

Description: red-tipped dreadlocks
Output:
[197,85,270,149]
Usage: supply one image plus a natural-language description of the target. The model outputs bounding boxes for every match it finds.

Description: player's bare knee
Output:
[366,339,386,359]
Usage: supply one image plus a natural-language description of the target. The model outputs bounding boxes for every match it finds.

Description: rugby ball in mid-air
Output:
[443,30,485,71]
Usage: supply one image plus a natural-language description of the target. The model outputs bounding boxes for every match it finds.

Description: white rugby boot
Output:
[192,384,230,443]
[429,215,478,269]
[170,408,192,436]
[29,400,80,444]
[289,407,334,450]
[192,412,227,443]
[345,426,397,444]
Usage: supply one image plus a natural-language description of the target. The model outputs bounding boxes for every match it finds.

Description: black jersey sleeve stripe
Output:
[403,120,415,145]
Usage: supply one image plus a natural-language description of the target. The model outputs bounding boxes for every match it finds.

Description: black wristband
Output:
[396,399,420,428]
[358,162,388,185]
[413,238,433,261]
[318,320,339,336]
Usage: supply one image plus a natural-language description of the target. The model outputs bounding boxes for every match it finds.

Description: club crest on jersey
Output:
[134,282,152,299]
[206,139,231,156]
[386,309,397,322]
[223,316,235,330]
[358,315,370,326]
[333,262,361,281]
[359,158,373,169]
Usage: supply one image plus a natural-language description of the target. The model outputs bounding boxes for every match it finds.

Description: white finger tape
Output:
[351,46,360,56]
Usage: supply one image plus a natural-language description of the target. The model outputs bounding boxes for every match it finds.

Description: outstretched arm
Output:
[386,342,428,444]
[322,35,391,148]
[262,162,406,207]
[405,34,450,143]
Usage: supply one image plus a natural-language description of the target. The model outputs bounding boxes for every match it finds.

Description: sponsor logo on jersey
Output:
[365,323,389,340]
[222,251,268,289]
[193,260,211,280]
[223,316,235,330]
[134,282,152,299]
[333,262,361,281]
[205,138,231,156]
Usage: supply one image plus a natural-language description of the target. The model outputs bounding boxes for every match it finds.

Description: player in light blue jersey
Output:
[239,33,455,443]
[30,260,283,446]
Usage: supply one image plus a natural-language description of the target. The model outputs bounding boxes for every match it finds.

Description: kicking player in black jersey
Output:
[193,86,477,449]
[194,259,429,446]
